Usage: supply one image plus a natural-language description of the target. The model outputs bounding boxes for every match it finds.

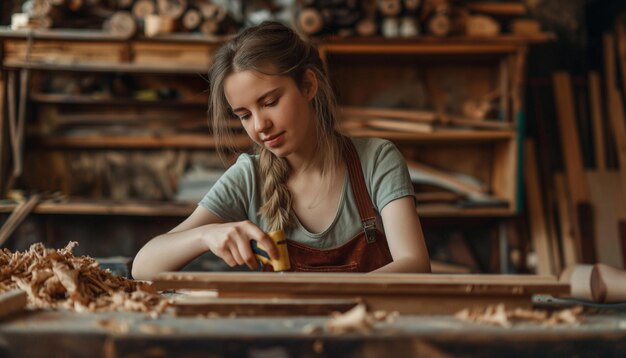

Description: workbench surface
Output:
[1,309,626,357]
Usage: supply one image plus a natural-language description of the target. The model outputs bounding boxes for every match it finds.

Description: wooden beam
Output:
[554,173,580,267]
[153,272,568,315]
[523,139,554,275]
[588,72,606,170]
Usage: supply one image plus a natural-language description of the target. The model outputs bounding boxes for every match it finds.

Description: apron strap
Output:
[343,138,378,244]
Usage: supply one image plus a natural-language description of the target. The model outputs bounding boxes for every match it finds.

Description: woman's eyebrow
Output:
[231,87,280,113]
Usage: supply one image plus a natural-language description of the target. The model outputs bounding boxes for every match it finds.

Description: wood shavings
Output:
[0,242,170,315]
[455,304,583,327]
[96,318,130,334]
[324,303,399,334]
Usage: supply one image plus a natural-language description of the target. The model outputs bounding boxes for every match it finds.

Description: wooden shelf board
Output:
[30,93,207,107]
[0,27,231,44]
[0,201,513,218]
[3,60,209,74]
[33,134,252,149]
[347,129,515,142]
[0,200,196,216]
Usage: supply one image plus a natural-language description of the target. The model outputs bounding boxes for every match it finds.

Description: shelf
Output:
[30,93,207,107]
[33,134,252,149]
[0,27,231,44]
[0,200,514,218]
[318,34,554,56]
[3,60,210,74]
[347,129,515,142]
[0,200,195,216]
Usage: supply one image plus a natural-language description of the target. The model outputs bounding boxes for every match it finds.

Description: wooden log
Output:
[378,0,401,17]
[157,0,187,20]
[297,7,324,35]
[466,15,500,36]
[198,2,225,22]
[132,0,155,19]
[144,14,175,37]
[182,8,202,31]
[199,19,219,35]
[404,0,421,12]
[104,11,137,37]
[428,13,451,37]
[0,290,27,320]
[355,17,377,37]
[117,0,134,8]
[523,139,555,275]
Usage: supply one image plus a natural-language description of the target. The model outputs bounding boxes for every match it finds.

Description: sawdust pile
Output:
[455,304,583,327]
[0,241,169,315]
[303,303,399,335]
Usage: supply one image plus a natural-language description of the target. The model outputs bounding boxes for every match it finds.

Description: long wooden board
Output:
[154,272,569,315]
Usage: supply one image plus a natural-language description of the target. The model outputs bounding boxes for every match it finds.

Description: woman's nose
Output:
[253,114,271,133]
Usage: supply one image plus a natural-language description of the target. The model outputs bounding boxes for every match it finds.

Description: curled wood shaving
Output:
[0,242,170,315]
[455,304,583,327]
[322,303,399,334]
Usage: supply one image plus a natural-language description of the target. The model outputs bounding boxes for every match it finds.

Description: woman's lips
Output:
[263,132,285,148]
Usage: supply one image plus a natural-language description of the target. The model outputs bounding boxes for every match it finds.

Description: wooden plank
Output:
[554,173,580,267]
[173,297,359,317]
[345,129,514,142]
[586,171,626,268]
[576,202,597,264]
[523,139,554,275]
[406,160,487,196]
[366,119,434,133]
[552,72,590,202]
[0,195,40,246]
[0,289,27,320]
[154,272,567,314]
[36,134,252,149]
[341,106,437,123]
[588,72,606,170]
[615,21,626,105]
[154,272,565,292]
[607,88,626,199]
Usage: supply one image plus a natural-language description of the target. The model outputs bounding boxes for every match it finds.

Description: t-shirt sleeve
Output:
[198,154,255,222]
[370,141,415,211]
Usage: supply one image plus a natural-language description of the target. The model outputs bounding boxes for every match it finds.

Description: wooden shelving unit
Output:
[0,29,541,240]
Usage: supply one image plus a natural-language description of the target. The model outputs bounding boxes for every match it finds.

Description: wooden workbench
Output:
[1,308,625,357]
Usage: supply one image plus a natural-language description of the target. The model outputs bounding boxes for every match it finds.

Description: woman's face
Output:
[224,69,317,159]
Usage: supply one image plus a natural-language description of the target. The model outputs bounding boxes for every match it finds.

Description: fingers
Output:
[235,239,258,270]
[218,248,237,267]
[253,232,279,260]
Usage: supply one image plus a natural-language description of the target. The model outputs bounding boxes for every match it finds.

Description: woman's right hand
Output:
[202,220,279,270]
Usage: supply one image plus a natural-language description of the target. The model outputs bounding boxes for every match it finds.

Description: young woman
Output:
[132,22,430,280]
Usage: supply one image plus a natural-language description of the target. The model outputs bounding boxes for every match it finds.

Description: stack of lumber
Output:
[340,106,513,134]
[295,0,545,38]
[524,18,626,275]
[154,272,569,316]
[12,0,236,37]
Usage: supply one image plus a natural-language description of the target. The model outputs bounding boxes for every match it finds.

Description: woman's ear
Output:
[302,68,318,101]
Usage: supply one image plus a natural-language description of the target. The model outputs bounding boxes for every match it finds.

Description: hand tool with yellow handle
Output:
[250,230,291,272]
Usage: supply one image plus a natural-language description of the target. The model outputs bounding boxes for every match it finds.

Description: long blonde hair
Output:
[208,22,343,231]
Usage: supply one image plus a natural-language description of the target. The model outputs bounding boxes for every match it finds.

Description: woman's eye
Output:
[238,114,250,121]
[265,98,278,107]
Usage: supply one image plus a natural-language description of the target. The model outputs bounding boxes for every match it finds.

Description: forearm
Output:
[372,256,431,273]
[132,226,210,280]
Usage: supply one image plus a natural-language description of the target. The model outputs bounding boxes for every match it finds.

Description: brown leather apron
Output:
[264,139,393,272]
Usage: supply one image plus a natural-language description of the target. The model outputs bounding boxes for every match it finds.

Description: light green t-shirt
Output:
[199,137,414,249]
